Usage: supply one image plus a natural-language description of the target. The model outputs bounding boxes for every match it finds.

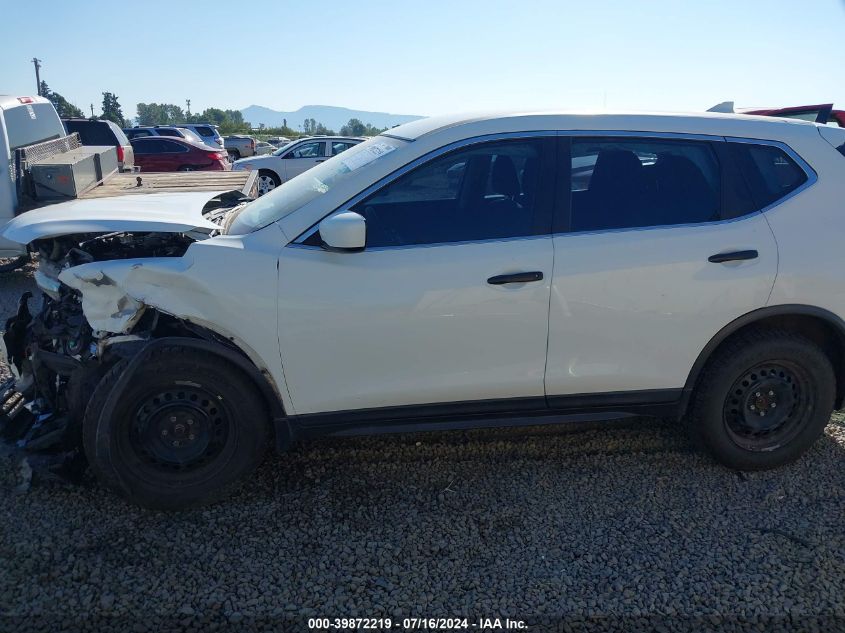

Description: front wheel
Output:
[83,347,270,509]
[688,328,835,470]
[257,169,280,196]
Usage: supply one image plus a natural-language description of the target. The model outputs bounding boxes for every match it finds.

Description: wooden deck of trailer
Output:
[78,170,258,199]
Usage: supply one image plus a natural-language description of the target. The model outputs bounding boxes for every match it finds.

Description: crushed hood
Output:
[2,191,226,244]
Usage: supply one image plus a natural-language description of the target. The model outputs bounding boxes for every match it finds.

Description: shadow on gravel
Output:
[1,412,844,630]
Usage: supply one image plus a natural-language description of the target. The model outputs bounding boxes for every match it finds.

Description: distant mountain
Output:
[240,104,424,131]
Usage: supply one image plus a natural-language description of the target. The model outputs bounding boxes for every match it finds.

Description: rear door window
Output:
[131,139,163,154]
[286,141,325,158]
[569,137,721,232]
[331,141,356,155]
[160,140,188,153]
[729,143,809,210]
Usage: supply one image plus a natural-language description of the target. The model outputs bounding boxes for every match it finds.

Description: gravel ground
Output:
[0,268,844,632]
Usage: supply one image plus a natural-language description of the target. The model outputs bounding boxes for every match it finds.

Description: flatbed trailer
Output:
[77,170,258,199]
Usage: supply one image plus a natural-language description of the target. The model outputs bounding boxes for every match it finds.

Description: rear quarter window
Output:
[729,143,808,210]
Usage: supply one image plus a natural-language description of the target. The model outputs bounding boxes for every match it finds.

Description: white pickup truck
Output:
[0,95,66,270]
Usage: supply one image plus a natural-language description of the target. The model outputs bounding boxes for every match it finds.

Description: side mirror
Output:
[319,211,366,253]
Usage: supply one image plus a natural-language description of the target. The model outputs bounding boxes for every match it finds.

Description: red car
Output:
[741,103,845,127]
[129,136,230,172]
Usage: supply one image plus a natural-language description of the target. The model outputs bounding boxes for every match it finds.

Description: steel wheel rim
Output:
[129,386,230,473]
[722,361,812,452]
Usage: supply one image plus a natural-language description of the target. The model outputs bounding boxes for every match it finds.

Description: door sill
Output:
[283,389,683,443]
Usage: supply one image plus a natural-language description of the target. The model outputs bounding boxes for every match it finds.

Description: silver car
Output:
[232,135,364,195]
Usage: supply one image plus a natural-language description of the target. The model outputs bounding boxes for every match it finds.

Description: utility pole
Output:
[32,58,42,95]
[186,99,191,116]
[90,103,95,117]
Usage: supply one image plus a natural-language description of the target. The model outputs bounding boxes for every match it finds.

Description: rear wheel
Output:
[83,347,270,509]
[688,329,835,470]
[257,169,280,196]
[228,150,240,161]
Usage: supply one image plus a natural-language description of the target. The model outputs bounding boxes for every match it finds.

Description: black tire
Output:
[82,346,270,509]
[688,328,835,470]
[228,150,240,160]
[0,254,30,273]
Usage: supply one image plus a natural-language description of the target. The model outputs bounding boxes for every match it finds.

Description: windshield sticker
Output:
[26,105,36,120]
[340,142,397,172]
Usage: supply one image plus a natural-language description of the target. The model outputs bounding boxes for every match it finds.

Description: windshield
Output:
[228,135,407,234]
[271,140,297,156]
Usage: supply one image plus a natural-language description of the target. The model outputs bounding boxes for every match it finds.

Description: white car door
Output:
[277,136,557,415]
[282,139,327,181]
[545,135,779,404]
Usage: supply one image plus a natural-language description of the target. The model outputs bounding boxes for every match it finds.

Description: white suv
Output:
[2,111,844,508]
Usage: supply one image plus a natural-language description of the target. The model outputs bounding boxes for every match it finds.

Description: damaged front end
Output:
[0,193,251,478]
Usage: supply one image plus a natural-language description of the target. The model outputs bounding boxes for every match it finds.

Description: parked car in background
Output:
[4,111,844,508]
[0,95,66,270]
[255,141,274,156]
[129,136,230,172]
[709,102,845,127]
[124,126,216,148]
[267,137,292,147]
[178,123,224,148]
[742,104,845,127]
[63,119,134,172]
[223,135,256,160]
[232,135,364,195]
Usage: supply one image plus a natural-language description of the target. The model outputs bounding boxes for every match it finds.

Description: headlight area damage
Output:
[0,191,255,483]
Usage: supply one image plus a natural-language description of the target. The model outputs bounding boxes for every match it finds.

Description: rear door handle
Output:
[487,271,544,285]
[708,250,758,264]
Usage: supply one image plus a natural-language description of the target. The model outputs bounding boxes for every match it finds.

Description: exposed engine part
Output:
[1,231,205,476]
[0,193,253,489]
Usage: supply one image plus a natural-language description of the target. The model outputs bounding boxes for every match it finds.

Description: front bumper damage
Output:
[1,292,89,482]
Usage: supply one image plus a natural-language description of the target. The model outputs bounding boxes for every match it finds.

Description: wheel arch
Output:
[257,167,281,184]
[681,304,845,416]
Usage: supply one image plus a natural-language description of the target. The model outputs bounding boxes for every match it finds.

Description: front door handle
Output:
[487,271,544,285]
[708,250,758,264]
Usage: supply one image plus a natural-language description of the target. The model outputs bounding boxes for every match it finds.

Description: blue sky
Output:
[0,0,843,120]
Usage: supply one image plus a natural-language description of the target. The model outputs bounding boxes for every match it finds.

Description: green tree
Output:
[302,118,334,135]
[136,102,185,126]
[39,81,84,118]
[340,118,365,136]
[340,118,386,137]
[101,92,125,126]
